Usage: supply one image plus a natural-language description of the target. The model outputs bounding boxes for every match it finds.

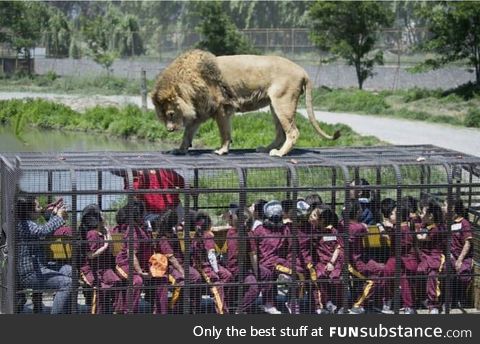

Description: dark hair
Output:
[194,211,212,234]
[397,198,413,222]
[16,195,36,221]
[124,200,145,225]
[451,198,468,218]
[151,209,178,237]
[115,206,128,225]
[305,193,323,209]
[79,204,103,252]
[253,199,267,219]
[346,200,363,222]
[424,199,444,225]
[380,198,396,219]
[403,196,418,214]
[317,205,338,228]
[353,178,371,199]
[281,199,294,215]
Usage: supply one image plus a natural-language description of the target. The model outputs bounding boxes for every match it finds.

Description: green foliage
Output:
[308,1,394,89]
[401,87,443,102]
[311,88,390,114]
[415,2,480,85]
[464,108,480,128]
[0,99,381,149]
[195,1,257,55]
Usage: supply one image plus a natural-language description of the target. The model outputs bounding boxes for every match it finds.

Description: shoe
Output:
[337,307,346,314]
[315,308,330,315]
[429,308,439,314]
[285,301,300,314]
[381,304,394,314]
[326,301,337,314]
[403,307,416,314]
[349,306,365,314]
[262,305,282,314]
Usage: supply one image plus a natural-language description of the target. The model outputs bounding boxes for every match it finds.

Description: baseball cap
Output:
[296,200,310,217]
[264,200,283,223]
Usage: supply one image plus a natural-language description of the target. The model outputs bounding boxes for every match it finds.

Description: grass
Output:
[0,98,382,149]
[310,83,480,128]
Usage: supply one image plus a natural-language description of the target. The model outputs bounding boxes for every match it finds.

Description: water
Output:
[0,125,171,152]
[0,126,174,216]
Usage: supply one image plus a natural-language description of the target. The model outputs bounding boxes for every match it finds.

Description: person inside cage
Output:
[248,199,267,232]
[191,211,231,314]
[148,210,203,314]
[112,168,185,220]
[348,179,375,225]
[250,200,292,314]
[442,198,473,308]
[111,205,129,234]
[16,195,72,314]
[416,198,447,314]
[115,200,157,314]
[222,206,262,314]
[346,200,385,314]
[79,204,121,314]
[381,197,418,314]
[310,205,344,314]
[304,193,323,209]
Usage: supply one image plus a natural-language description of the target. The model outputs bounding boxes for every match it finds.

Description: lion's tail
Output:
[304,77,341,141]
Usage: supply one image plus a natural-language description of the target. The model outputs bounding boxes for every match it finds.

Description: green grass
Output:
[310,84,480,128]
[0,98,382,149]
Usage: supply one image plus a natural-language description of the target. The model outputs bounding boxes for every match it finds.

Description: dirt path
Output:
[1,91,479,157]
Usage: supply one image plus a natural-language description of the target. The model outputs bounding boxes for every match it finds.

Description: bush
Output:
[464,108,480,128]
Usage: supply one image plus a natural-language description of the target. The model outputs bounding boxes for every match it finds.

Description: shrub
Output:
[464,108,480,128]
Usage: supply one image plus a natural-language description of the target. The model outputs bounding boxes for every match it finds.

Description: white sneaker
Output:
[326,301,337,314]
[429,308,439,314]
[381,304,394,314]
[262,305,282,314]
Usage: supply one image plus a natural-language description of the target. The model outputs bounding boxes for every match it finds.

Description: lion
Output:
[151,49,340,157]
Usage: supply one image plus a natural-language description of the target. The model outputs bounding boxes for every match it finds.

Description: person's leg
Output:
[237,273,260,313]
[40,268,72,314]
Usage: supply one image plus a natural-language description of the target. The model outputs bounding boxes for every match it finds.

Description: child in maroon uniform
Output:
[251,200,291,314]
[417,199,446,314]
[443,198,473,307]
[223,207,260,314]
[382,198,418,314]
[191,211,231,314]
[149,210,202,314]
[311,205,344,314]
[347,200,384,314]
[115,200,156,313]
[79,204,121,314]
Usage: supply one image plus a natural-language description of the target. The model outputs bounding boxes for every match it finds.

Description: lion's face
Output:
[152,95,185,132]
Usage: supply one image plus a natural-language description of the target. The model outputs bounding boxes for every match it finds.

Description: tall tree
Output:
[308,1,394,89]
[415,1,480,85]
[195,1,256,55]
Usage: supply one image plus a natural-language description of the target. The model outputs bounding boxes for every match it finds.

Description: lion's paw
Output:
[214,148,228,155]
[269,149,284,157]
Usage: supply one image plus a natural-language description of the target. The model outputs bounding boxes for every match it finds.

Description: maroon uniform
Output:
[384,222,418,308]
[417,224,446,309]
[156,235,202,313]
[80,230,121,314]
[252,224,291,306]
[348,222,384,308]
[225,227,259,313]
[450,218,473,281]
[115,225,156,313]
[315,226,344,308]
[191,230,231,314]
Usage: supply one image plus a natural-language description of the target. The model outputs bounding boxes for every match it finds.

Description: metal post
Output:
[141,69,148,112]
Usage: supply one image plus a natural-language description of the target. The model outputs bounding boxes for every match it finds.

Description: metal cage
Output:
[1,145,479,314]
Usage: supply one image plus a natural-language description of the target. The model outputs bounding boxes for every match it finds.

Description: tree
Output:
[415,1,480,86]
[195,1,256,56]
[42,8,71,58]
[308,1,394,89]
[0,1,49,75]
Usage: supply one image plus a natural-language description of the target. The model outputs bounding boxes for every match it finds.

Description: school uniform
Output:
[225,227,259,313]
[416,223,446,310]
[383,222,418,308]
[191,230,231,314]
[251,224,291,307]
[315,226,344,308]
[80,229,121,314]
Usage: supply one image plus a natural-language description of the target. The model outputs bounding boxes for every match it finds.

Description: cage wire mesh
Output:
[1,145,480,314]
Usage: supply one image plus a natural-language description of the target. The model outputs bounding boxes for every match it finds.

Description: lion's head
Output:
[151,83,196,132]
